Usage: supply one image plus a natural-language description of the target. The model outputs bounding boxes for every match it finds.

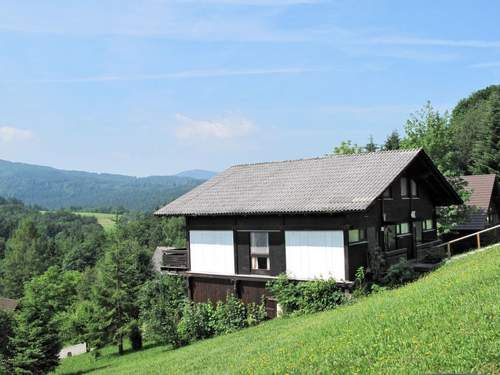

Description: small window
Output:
[400,177,408,197]
[423,219,434,231]
[348,228,366,244]
[383,187,392,198]
[250,232,270,271]
[396,222,410,235]
[410,179,418,197]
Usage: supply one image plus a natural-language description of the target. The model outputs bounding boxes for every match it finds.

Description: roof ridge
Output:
[230,148,422,168]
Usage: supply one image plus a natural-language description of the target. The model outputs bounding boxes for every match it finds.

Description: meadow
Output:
[73,212,118,232]
[55,245,500,375]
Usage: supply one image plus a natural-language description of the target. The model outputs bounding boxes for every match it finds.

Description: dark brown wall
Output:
[189,276,277,318]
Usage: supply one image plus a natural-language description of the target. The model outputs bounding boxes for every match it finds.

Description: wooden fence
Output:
[435,224,500,258]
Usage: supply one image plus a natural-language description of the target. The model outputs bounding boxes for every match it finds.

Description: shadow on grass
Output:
[104,342,171,358]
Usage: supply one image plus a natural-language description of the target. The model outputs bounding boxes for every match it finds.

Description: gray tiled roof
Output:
[455,174,497,230]
[156,149,426,216]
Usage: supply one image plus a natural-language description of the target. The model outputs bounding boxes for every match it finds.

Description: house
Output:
[155,149,461,316]
[449,174,500,249]
[456,174,499,232]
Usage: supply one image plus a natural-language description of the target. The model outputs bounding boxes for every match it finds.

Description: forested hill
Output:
[0,159,206,212]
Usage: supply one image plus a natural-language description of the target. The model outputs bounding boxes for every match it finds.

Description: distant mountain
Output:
[0,159,207,212]
[176,169,217,180]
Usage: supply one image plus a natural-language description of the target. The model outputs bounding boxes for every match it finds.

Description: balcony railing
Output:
[157,247,189,271]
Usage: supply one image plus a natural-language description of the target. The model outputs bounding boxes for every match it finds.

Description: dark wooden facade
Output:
[161,157,452,316]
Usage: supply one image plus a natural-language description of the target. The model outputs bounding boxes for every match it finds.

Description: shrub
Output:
[177,294,267,345]
[129,321,143,351]
[139,274,186,346]
[177,301,215,345]
[383,259,418,286]
[267,274,346,315]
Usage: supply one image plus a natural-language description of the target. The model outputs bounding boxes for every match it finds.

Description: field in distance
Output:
[73,212,118,232]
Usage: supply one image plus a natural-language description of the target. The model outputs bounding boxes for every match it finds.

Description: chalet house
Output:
[155,149,461,316]
[455,174,499,234]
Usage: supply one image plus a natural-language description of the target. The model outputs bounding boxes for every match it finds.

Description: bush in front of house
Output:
[266,274,346,316]
[139,274,187,347]
[177,294,266,345]
[382,258,418,286]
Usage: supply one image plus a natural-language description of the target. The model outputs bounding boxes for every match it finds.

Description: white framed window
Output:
[348,228,366,244]
[250,232,270,271]
[396,222,410,235]
[400,177,408,197]
[423,219,434,231]
[410,179,418,197]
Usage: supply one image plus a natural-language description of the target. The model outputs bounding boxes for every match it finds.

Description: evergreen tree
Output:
[93,239,152,355]
[11,275,62,374]
[383,130,401,150]
[1,219,52,298]
[0,310,15,374]
[471,92,500,175]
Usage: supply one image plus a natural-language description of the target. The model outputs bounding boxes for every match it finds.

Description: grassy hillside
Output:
[56,246,500,375]
[73,212,118,232]
[0,159,204,212]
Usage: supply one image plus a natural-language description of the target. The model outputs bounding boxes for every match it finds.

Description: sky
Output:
[0,0,499,176]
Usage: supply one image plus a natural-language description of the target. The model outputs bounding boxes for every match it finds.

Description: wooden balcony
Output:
[384,247,407,266]
[157,247,189,271]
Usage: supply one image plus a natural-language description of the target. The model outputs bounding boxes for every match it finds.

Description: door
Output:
[384,225,397,251]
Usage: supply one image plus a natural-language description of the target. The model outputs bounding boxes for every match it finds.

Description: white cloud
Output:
[469,61,500,68]
[174,114,255,140]
[0,126,34,143]
[366,36,500,49]
[10,67,315,84]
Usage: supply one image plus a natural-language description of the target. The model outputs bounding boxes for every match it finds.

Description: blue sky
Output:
[0,0,499,176]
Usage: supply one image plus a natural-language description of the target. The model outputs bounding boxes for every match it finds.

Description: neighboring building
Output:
[0,297,18,313]
[155,149,461,316]
[454,174,499,234]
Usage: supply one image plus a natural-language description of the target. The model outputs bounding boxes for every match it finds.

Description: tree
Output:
[93,239,152,355]
[383,130,401,150]
[11,272,64,374]
[139,274,186,346]
[450,85,500,175]
[436,176,475,234]
[401,101,456,175]
[471,91,500,175]
[0,310,15,374]
[332,140,363,155]
[0,219,52,298]
[365,135,378,152]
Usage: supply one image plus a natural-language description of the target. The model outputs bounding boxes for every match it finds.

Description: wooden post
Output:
[447,243,451,259]
[476,233,481,249]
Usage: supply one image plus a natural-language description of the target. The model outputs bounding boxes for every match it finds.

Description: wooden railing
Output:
[416,239,443,261]
[384,247,407,266]
[435,224,500,258]
[162,248,189,271]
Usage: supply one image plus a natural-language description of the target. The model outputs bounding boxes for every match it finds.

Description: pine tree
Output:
[1,219,51,298]
[471,92,500,175]
[11,276,62,374]
[383,130,401,150]
[93,239,151,355]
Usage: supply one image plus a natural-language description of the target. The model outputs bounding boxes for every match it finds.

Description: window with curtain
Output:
[250,232,270,271]
[400,177,408,197]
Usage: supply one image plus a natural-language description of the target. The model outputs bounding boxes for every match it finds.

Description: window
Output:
[410,179,418,197]
[383,187,392,198]
[348,228,366,244]
[400,177,408,197]
[423,219,434,231]
[396,222,410,235]
[250,232,270,271]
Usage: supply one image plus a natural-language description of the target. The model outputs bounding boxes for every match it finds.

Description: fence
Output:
[435,224,500,258]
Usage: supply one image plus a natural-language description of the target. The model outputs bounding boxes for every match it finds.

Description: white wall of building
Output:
[189,230,235,274]
[285,230,345,281]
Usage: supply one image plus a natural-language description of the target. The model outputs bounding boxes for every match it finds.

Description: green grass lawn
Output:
[73,212,118,232]
[56,245,500,375]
